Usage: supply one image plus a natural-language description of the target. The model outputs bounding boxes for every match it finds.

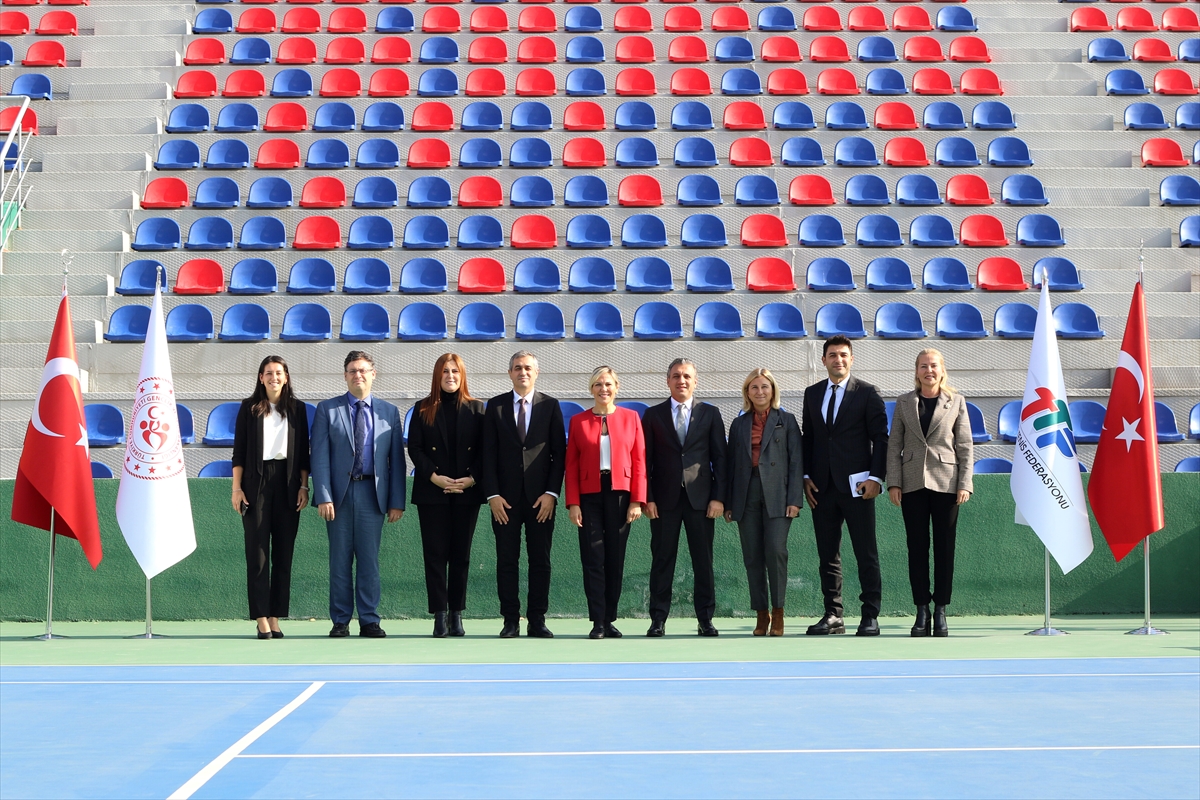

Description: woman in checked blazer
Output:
[886,348,973,639]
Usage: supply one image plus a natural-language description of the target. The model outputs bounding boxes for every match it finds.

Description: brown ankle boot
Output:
[753,609,770,636]
[769,608,785,637]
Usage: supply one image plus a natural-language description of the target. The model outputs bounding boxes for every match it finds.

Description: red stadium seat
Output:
[616,35,655,63]
[729,137,773,166]
[50,0,91,6]
[174,259,225,294]
[664,6,702,31]
[223,69,266,97]
[977,257,1028,291]
[372,37,412,64]
[411,101,454,131]
[469,36,508,63]
[711,6,749,31]
[255,138,301,168]
[422,7,460,32]
[458,176,503,208]
[1162,7,1200,31]
[1133,38,1175,61]
[904,36,945,62]
[946,174,995,205]
[804,6,842,30]
[4,0,40,5]
[810,36,851,62]
[141,177,189,209]
[408,138,451,167]
[621,67,660,95]
[21,39,65,66]
[0,11,30,34]
[511,216,556,249]
[277,37,317,64]
[848,5,887,31]
[325,37,364,64]
[960,214,1008,246]
[515,67,555,96]
[790,175,836,205]
[466,68,506,96]
[874,101,917,129]
[1155,68,1198,94]
[300,176,346,208]
[618,176,663,207]
[183,38,225,66]
[1069,7,1111,31]
[1141,137,1190,165]
[563,138,606,167]
[564,101,606,131]
[883,136,929,166]
[892,6,931,31]
[949,36,990,62]
[175,70,218,98]
[614,5,652,31]
[368,68,410,97]
[746,257,795,291]
[817,68,859,95]
[767,68,809,95]
[237,8,277,32]
[294,216,341,249]
[35,10,76,34]
[327,6,365,31]
[960,68,1002,95]
[264,101,308,131]
[518,5,555,31]
[669,36,708,62]
[761,36,802,62]
[458,258,505,293]
[912,68,954,94]
[320,68,361,96]
[470,6,508,31]
[741,215,788,247]
[1116,6,1157,31]
[0,106,38,135]
[279,7,316,32]
[724,101,766,129]
[517,36,555,63]
[287,0,323,5]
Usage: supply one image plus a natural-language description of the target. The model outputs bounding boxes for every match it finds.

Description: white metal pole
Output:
[1027,547,1066,635]
[1127,537,1168,635]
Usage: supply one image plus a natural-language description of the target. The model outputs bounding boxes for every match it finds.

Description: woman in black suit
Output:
[231,356,310,640]
[408,353,486,638]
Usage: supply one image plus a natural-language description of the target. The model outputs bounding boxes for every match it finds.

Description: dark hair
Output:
[667,357,697,376]
[822,335,854,357]
[418,353,474,426]
[343,350,375,371]
[248,356,297,419]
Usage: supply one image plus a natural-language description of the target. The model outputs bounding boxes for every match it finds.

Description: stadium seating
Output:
[875,303,928,339]
[219,303,270,341]
[633,302,683,339]
[856,215,904,247]
[569,257,615,293]
[936,303,988,339]
[973,459,1012,475]
[694,302,743,339]
[287,258,336,293]
[910,215,958,247]
[866,257,915,291]
[247,177,293,209]
[625,257,673,293]
[280,303,332,341]
[165,304,215,341]
[398,303,447,340]
[815,303,866,338]
[755,303,807,339]
[923,257,973,291]
[1002,175,1050,206]
[84,404,125,447]
[686,257,734,292]
[229,259,277,294]
[400,258,448,294]
[1053,303,1106,338]
[514,258,561,294]
[807,258,856,292]
[340,303,392,341]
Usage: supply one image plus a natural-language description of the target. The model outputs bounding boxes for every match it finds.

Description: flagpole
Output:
[1127,538,1168,635]
[30,510,65,640]
[1027,547,1066,636]
[127,578,166,639]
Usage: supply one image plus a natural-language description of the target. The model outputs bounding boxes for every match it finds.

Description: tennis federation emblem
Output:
[1019,386,1077,458]
[125,376,184,480]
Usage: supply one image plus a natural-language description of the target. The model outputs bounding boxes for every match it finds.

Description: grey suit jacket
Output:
[727,408,805,521]
[310,394,406,514]
[885,390,974,495]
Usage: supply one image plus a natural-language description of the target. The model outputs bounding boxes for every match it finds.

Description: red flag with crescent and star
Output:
[10,286,103,568]
[1087,282,1165,561]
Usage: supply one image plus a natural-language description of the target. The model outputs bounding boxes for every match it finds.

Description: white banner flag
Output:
[1010,279,1093,574]
[116,284,197,578]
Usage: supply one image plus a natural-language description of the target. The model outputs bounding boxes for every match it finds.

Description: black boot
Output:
[911,605,931,637]
[933,604,948,637]
[448,610,465,637]
[432,611,448,638]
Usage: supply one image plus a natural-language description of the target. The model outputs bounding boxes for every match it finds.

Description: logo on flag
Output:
[125,376,185,480]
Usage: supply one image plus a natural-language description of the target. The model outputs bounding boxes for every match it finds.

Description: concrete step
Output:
[94,18,188,36]
[24,190,138,211]
[81,50,179,69]
[56,117,162,137]
[42,152,151,173]
[0,252,123,276]
[7,229,128,253]
[68,83,170,102]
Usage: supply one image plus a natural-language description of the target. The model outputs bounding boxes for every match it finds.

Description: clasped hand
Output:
[432,473,474,494]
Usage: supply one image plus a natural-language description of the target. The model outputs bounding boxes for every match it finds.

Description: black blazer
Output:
[407,397,486,506]
[230,398,311,506]
[479,391,567,507]
[801,375,889,494]
[642,400,728,511]
[727,408,804,521]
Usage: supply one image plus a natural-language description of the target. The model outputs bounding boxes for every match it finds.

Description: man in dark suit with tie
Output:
[643,358,729,637]
[480,351,567,639]
[801,335,889,636]
[311,350,405,639]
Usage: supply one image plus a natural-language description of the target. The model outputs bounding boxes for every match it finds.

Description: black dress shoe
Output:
[499,620,520,638]
[697,620,719,637]
[432,611,448,638]
[603,623,623,638]
[329,623,350,638]
[911,605,931,638]
[527,622,554,638]
[359,622,387,638]
[270,629,284,639]
[805,613,846,636]
[856,617,880,636]
[588,624,605,639]
[933,604,949,637]
[646,620,665,637]
[448,611,465,637]
[257,628,271,640]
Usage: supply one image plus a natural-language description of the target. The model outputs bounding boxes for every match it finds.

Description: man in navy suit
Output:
[311,350,405,638]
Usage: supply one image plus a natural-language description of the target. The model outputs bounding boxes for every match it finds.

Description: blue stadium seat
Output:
[996,400,1021,443]
[1181,40,1200,64]
[186,216,235,250]
[457,215,503,249]
[716,38,756,63]
[681,214,727,247]
[418,68,458,97]
[924,102,967,130]
[1191,403,1200,440]
[462,101,503,132]
[566,68,606,97]
[675,137,719,167]
[314,102,356,133]
[1088,38,1128,63]
[694,302,743,339]
[1069,400,1105,444]
[936,302,987,338]
[165,303,215,341]
[287,258,336,293]
[721,68,762,95]
[565,175,610,207]
[1161,175,1200,206]
[615,101,657,131]
[1105,69,1148,95]
[885,401,895,434]
[937,6,977,32]
[621,215,666,248]
[459,138,503,169]
[91,462,114,479]
[400,258,447,294]
[565,7,603,33]
[677,174,722,206]
[420,37,459,64]
[215,104,259,133]
[736,175,780,205]
[280,303,332,341]
[569,257,616,292]
[194,177,240,209]
[757,6,796,32]
[154,140,201,170]
[1053,302,1105,338]
[1035,257,1084,291]
[105,306,150,342]
[625,257,673,292]
[117,260,167,295]
[875,302,927,339]
[272,69,313,98]
[859,37,899,63]
[230,37,271,65]
[1176,457,1200,473]
[567,214,614,248]
[1124,103,1169,131]
[306,138,350,169]
[132,218,181,251]
[198,461,235,478]
[633,302,684,339]
[910,215,958,247]
[573,299,628,338]
[865,68,907,95]
[1178,103,1200,130]
[11,74,52,101]
[781,137,826,166]
[974,458,1012,474]
[615,138,658,167]
[376,6,414,33]
[865,257,915,291]
[756,303,807,339]
[404,216,450,249]
[807,257,856,291]
[686,257,734,291]
[455,302,505,340]
[85,404,125,447]
[988,137,1034,167]
[205,138,251,168]
[510,137,553,167]
[834,137,879,166]
[356,139,399,169]
[772,102,816,130]
[565,36,605,63]
[340,302,391,341]
[896,174,943,206]
[935,137,980,167]
[246,177,293,209]
[347,216,395,250]
[1155,402,1185,443]
[1016,214,1065,246]
[362,102,404,132]
[994,302,1037,338]
[826,101,868,130]
[515,258,562,293]
[616,401,649,417]
[511,102,553,132]
[193,8,234,33]
[218,303,270,341]
[965,402,991,443]
[238,217,286,250]
[228,258,277,294]
[972,101,1016,130]
[1184,216,1200,247]
[516,302,566,340]
[857,215,903,247]
[406,176,450,209]
[165,104,211,133]
[202,403,240,447]
[846,175,892,206]
[1002,175,1050,206]
[511,176,556,208]
[815,302,867,338]
[397,302,447,340]
[798,214,846,246]
[0,41,9,68]
[923,257,972,290]
[350,177,398,210]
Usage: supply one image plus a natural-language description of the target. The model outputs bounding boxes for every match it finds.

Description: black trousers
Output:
[901,488,959,606]
[493,497,555,624]
[810,484,882,619]
[648,493,715,622]
[577,475,631,624]
[243,460,299,619]
[418,503,481,614]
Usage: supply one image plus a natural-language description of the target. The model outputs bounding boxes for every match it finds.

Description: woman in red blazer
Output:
[566,366,646,639]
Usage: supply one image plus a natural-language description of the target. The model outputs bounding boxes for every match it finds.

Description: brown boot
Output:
[753,609,770,636]
[769,608,785,637]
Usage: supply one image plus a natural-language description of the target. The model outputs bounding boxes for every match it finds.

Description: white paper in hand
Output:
[849,470,871,498]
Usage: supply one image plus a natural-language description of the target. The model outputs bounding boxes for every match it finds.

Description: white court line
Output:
[167,681,324,800]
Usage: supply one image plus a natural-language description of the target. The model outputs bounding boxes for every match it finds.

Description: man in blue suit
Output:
[311,350,405,638]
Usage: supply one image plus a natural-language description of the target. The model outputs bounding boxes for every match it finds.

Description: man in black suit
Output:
[480,350,566,639]
[643,358,728,637]
[801,335,889,636]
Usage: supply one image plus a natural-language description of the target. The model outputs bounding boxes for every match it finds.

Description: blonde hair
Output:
[912,348,955,396]
[588,365,620,393]
[741,368,781,412]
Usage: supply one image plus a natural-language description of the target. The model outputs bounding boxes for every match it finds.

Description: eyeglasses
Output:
[345,368,374,376]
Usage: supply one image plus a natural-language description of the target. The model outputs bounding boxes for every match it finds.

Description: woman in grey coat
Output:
[724,369,804,636]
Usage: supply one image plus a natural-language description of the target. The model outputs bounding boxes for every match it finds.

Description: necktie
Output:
[516,398,527,444]
[675,403,688,446]
[352,400,367,478]
[825,384,838,431]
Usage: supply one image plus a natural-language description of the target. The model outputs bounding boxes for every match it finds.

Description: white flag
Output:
[116,284,196,578]
[1010,278,1093,574]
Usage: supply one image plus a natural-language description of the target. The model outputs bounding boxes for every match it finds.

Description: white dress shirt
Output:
[670,396,693,439]
[262,403,288,461]
[599,427,612,471]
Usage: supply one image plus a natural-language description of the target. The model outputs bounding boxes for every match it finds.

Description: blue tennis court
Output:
[3,657,1197,799]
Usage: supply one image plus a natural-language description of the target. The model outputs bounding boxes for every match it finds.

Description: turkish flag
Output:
[10,288,103,569]
[1087,282,1165,562]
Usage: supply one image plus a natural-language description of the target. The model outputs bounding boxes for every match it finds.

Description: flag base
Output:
[1126,625,1168,636]
[1025,626,1068,636]
[26,633,67,641]
[125,632,169,639]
